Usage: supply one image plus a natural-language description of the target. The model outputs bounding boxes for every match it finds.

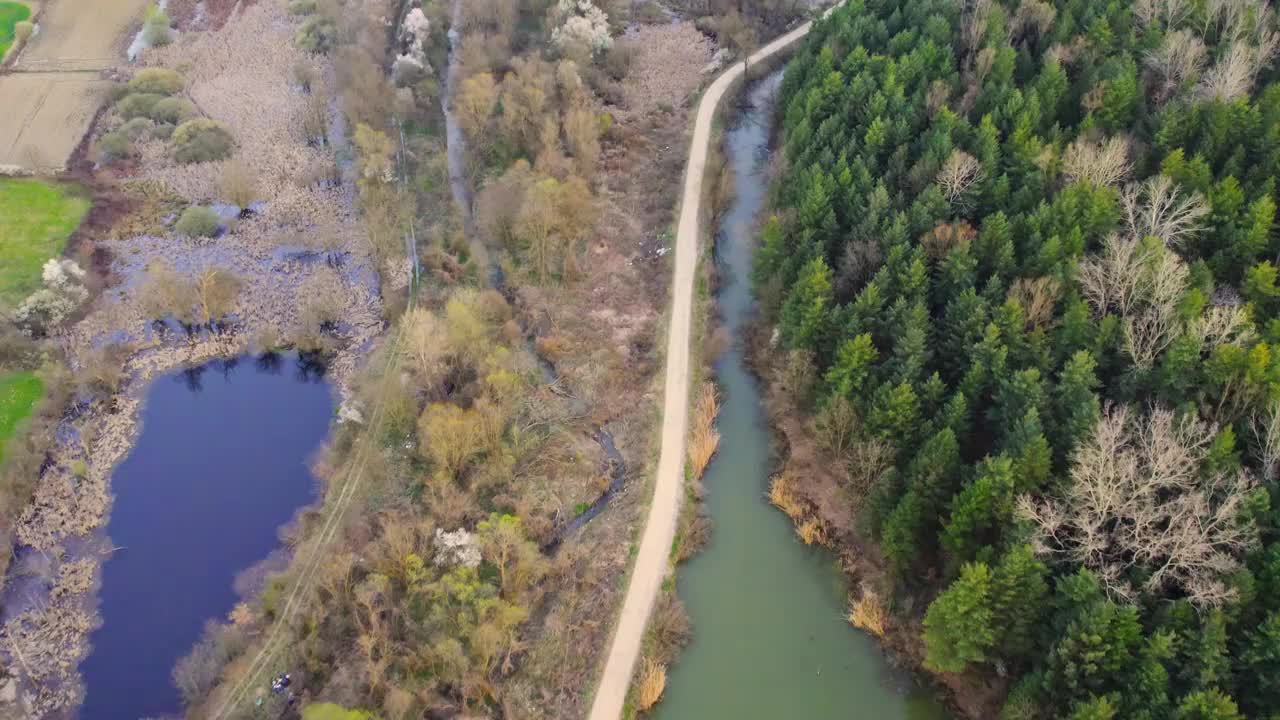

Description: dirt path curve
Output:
[585,9,837,720]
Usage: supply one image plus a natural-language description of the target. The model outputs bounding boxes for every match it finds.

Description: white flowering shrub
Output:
[402,7,430,47]
[433,527,482,568]
[394,6,434,83]
[16,259,88,336]
[41,259,87,291]
[551,0,612,55]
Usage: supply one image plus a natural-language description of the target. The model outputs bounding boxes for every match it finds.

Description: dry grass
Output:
[649,593,692,665]
[767,470,805,521]
[796,517,827,546]
[687,382,720,480]
[848,592,888,638]
[636,657,667,712]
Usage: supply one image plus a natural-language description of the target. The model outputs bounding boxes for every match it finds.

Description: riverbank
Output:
[643,67,946,720]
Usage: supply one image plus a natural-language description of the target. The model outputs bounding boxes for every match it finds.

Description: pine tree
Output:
[923,562,996,673]
[779,257,834,354]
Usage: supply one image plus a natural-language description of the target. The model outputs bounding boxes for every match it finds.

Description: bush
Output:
[170,119,234,164]
[603,43,638,81]
[14,20,33,45]
[174,206,221,237]
[151,123,175,140]
[295,15,337,53]
[128,67,184,95]
[288,0,316,15]
[219,159,257,208]
[150,96,196,124]
[115,92,164,120]
[143,5,172,46]
[14,290,78,336]
[118,117,154,141]
[96,131,135,164]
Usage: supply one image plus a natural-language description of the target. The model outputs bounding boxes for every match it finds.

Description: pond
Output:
[77,354,333,720]
[653,72,946,719]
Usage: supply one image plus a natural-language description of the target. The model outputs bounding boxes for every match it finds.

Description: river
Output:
[654,71,945,720]
[76,354,333,720]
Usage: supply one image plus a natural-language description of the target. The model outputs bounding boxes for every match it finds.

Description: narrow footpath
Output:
[585,11,835,720]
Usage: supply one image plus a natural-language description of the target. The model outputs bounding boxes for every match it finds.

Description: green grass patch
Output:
[0,177,90,308]
[0,371,43,464]
[0,2,31,59]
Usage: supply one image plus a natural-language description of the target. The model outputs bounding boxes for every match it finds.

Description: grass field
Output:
[0,1,31,59]
[0,177,90,308]
[0,371,42,464]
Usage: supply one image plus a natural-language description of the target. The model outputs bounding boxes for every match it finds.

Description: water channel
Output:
[77,354,333,720]
[654,71,946,720]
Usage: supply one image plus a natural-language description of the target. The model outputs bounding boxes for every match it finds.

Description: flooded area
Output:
[654,71,946,720]
[76,354,332,720]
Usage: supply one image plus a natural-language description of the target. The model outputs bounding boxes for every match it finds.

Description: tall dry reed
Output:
[687,383,720,479]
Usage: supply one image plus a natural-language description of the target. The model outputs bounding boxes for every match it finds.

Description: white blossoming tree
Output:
[551,0,612,58]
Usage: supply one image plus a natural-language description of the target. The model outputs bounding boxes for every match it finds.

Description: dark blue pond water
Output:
[78,354,333,720]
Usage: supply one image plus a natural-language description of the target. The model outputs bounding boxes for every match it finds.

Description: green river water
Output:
[653,71,947,720]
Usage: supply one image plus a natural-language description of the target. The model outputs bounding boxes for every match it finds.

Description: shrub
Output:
[636,658,667,711]
[174,206,220,237]
[128,67,184,95]
[219,159,257,208]
[295,15,337,53]
[14,290,78,336]
[96,131,135,164]
[170,119,234,164]
[143,4,172,46]
[151,123,175,140]
[118,117,154,140]
[115,92,164,119]
[150,96,196,124]
[603,42,638,81]
[288,0,316,15]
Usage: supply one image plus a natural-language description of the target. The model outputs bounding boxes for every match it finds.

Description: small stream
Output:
[77,354,333,720]
[654,72,945,719]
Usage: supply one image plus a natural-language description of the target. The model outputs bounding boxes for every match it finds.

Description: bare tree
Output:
[194,269,242,325]
[1008,276,1063,330]
[1197,42,1261,100]
[935,149,984,207]
[1062,135,1132,187]
[1189,305,1255,348]
[1121,175,1209,247]
[1134,0,1193,30]
[1145,29,1207,104]
[1012,0,1056,45]
[1077,233,1151,317]
[1122,245,1189,369]
[1019,404,1260,607]
[1253,399,1280,481]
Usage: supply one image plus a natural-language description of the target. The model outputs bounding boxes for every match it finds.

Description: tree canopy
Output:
[764,0,1280,715]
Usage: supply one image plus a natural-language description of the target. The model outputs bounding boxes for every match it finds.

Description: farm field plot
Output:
[0,0,147,170]
[14,0,145,68]
[0,72,109,168]
[0,176,89,308]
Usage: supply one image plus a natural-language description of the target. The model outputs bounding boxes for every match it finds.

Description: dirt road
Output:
[585,12,833,720]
